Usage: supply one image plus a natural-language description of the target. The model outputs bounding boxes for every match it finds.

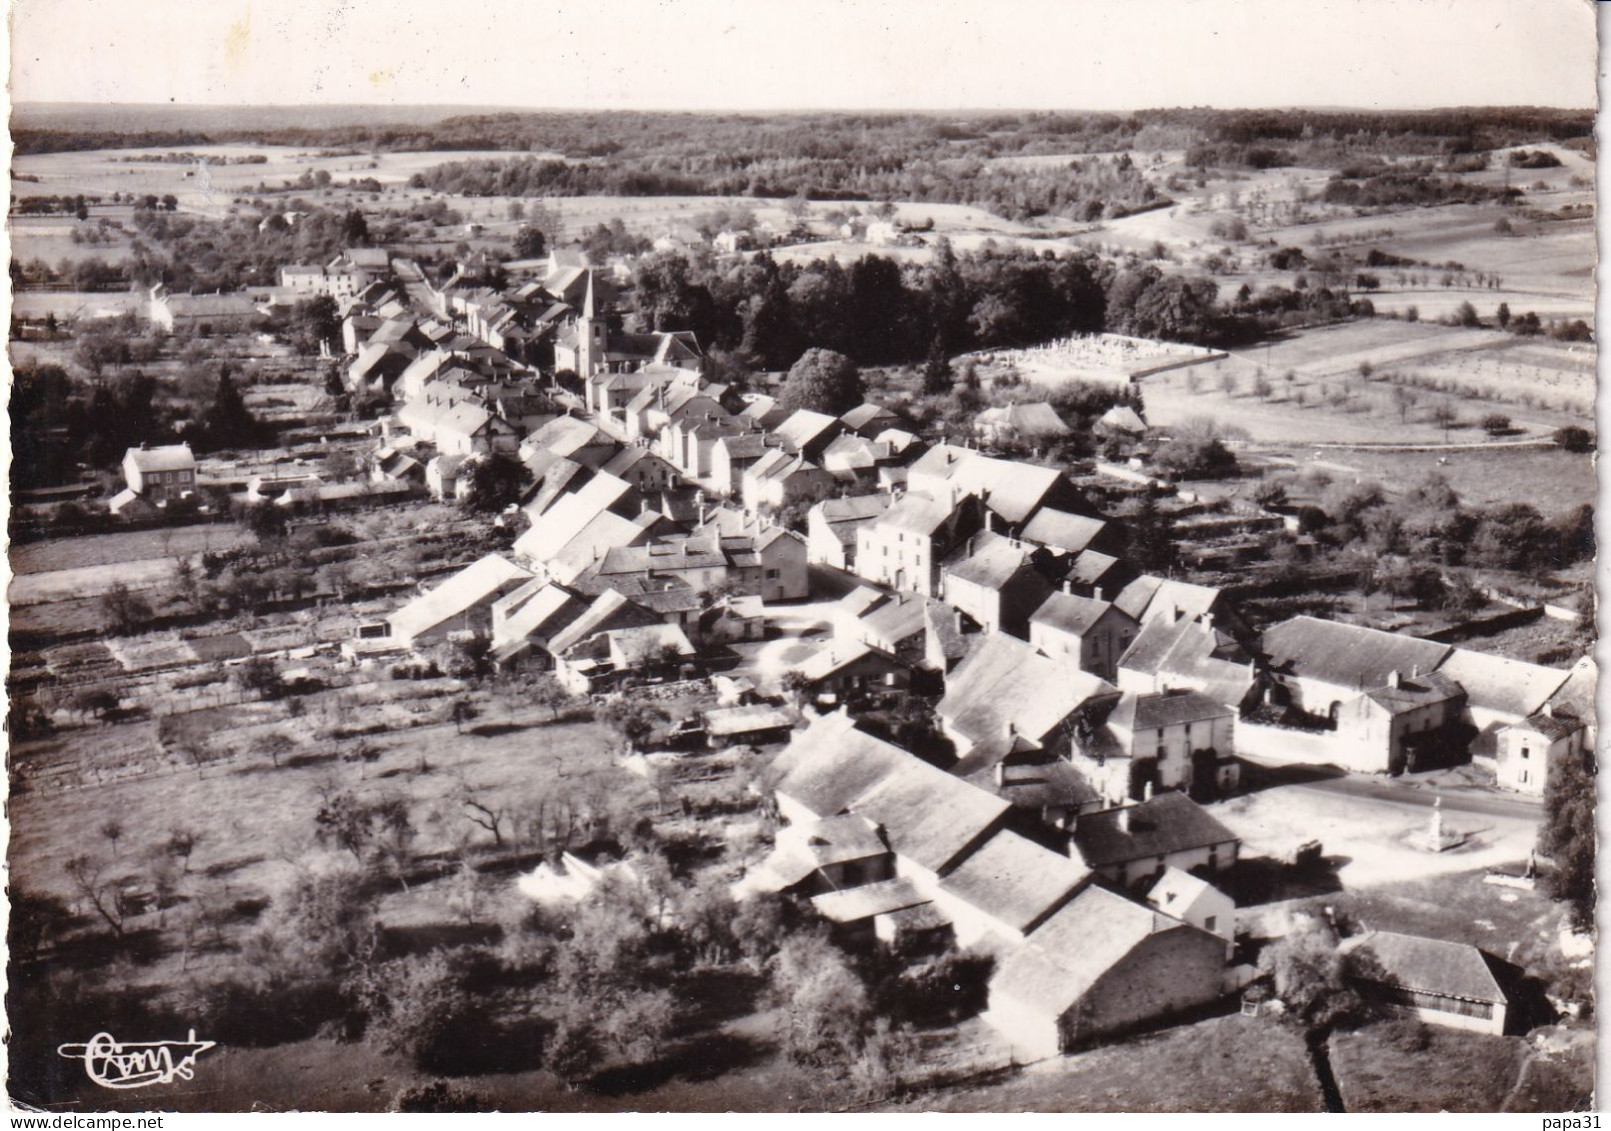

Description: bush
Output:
[391,1080,490,1113]
[1554,426,1594,453]
[1481,413,1512,436]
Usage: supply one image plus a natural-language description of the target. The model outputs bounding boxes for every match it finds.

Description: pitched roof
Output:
[946,535,1041,590]
[528,414,615,459]
[514,473,639,563]
[940,633,1118,758]
[547,589,662,656]
[1113,575,1228,625]
[1020,509,1109,555]
[1032,591,1126,638]
[812,877,931,924]
[840,401,900,433]
[990,886,1184,1015]
[1433,648,1572,721]
[770,713,1010,873]
[937,829,1090,934]
[970,760,1102,812]
[546,512,664,585]
[861,591,928,646]
[982,401,1071,438]
[813,492,891,530]
[493,580,589,647]
[1144,866,1223,914]
[879,491,956,536]
[704,703,800,739]
[387,554,532,643]
[1545,656,1597,722]
[1098,405,1148,434]
[1504,711,1584,742]
[1363,670,1467,714]
[907,444,1081,525]
[1072,791,1240,868]
[1261,616,1452,694]
[1108,688,1234,732]
[1067,549,1129,590]
[607,623,695,667]
[124,444,196,473]
[774,409,842,452]
[1344,929,1508,1004]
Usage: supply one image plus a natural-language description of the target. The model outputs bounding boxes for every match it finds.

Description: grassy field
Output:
[1328,1020,1592,1113]
[10,525,245,575]
[890,1013,1322,1113]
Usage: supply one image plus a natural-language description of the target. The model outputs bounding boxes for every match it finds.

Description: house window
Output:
[1519,769,1529,785]
[1204,915,1217,933]
[764,568,780,580]
[1520,746,1530,760]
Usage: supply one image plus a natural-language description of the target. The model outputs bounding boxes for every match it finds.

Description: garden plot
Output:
[244,382,336,422]
[8,555,177,606]
[106,633,201,673]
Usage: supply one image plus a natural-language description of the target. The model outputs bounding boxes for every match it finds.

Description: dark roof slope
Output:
[1073,791,1239,868]
[1261,616,1452,693]
[1346,929,1508,1004]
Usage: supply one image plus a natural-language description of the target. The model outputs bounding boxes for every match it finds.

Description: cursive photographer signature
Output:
[57,1031,217,1089]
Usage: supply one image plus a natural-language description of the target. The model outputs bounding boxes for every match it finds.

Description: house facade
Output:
[122,443,197,504]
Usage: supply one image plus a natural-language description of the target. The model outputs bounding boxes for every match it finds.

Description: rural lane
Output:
[1288,773,1542,823]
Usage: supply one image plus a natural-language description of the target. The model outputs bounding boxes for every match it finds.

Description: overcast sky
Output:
[8,0,1598,110]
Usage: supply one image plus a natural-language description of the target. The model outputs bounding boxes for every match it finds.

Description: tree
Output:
[513,224,547,259]
[1430,402,1458,440]
[772,932,872,1069]
[1125,492,1177,573]
[101,581,154,635]
[460,452,527,513]
[236,656,285,700]
[291,296,339,356]
[342,209,370,246]
[461,789,509,847]
[1553,426,1593,453]
[1259,912,1369,1034]
[450,697,478,734]
[546,1017,600,1089]
[258,731,295,769]
[72,687,120,722]
[314,791,375,862]
[201,370,265,451]
[525,673,577,722]
[63,854,128,940]
[1496,302,1512,329]
[921,334,953,395]
[242,501,290,545]
[607,697,667,754]
[1453,301,1480,328]
[778,348,864,416]
[1481,413,1512,436]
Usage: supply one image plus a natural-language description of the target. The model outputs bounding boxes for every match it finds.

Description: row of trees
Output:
[629,243,1288,380]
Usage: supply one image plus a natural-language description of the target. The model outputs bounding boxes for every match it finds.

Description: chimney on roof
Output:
[1203,611,1215,632]
[1143,780,1153,802]
[1388,669,1402,688]
[1544,701,1554,718]
[995,761,1007,788]
[1094,585,1104,603]
[1063,578,1073,595]
[1117,806,1131,834]
[1173,605,1184,623]
[140,442,149,450]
